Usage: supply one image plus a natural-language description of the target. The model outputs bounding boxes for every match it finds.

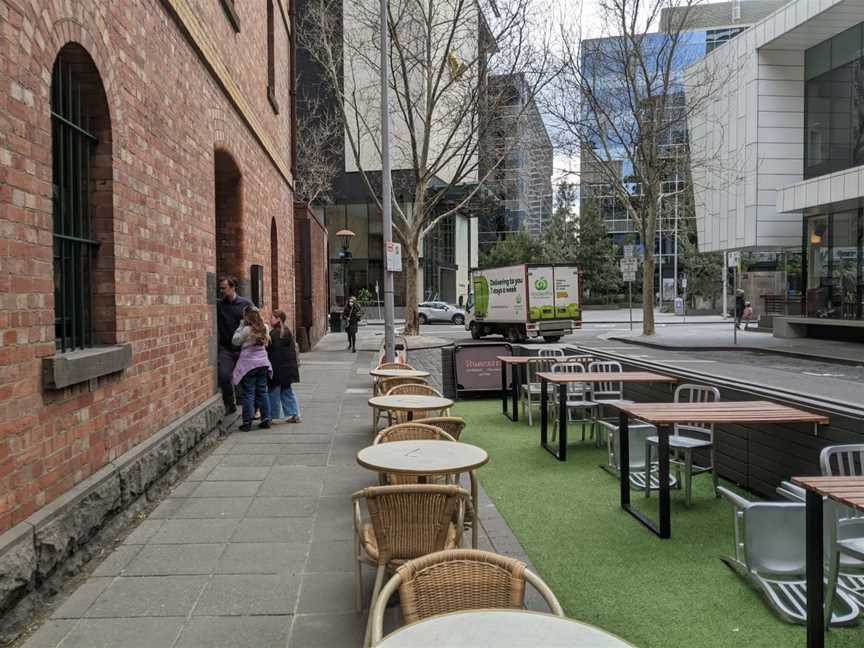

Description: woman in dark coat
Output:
[342,296,362,352]
[267,310,301,422]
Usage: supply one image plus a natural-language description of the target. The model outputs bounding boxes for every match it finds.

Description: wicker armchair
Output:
[369,549,564,645]
[353,485,469,646]
[373,423,456,485]
[412,416,466,441]
[372,376,428,432]
[386,383,449,423]
[372,363,417,396]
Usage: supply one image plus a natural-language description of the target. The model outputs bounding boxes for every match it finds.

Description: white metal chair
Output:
[548,362,597,444]
[821,444,864,616]
[588,360,634,449]
[717,486,860,626]
[607,419,677,491]
[519,357,557,426]
[538,348,564,358]
[644,384,721,507]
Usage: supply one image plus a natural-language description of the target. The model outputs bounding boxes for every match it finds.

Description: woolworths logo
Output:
[534,277,548,290]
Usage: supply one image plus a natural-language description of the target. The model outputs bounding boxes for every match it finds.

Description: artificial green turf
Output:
[454,399,864,648]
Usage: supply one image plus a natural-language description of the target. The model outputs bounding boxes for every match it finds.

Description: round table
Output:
[375,609,635,647]
[368,394,453,421]
[369,368,431,379]
[357,440,487,547]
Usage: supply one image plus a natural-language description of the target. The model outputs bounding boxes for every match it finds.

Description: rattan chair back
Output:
[378,376,427,396]
[412,417,466,441]
[386,383,443,398]
[376,361,416,371]
[396,549,527,624]
[358,485,467,563]
[374,423,456,444]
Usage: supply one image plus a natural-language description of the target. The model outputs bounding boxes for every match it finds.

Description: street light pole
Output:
[380,0,395,362]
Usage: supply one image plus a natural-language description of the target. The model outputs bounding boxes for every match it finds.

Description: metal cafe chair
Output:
[717,486,860,626]
[644,384,721,507]
[548,362,598,444]
[520,357,557,426]
[588,360,634,449]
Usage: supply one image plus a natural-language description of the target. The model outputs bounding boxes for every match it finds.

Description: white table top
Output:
[357,440,488,475]
[376,609,635,647]
[368,395,454,411]
[370,368,431,378]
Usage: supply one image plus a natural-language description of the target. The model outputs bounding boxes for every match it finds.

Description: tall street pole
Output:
[380,0,395,362]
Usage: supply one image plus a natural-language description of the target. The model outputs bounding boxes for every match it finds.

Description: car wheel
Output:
[452,314,465,326]
[470,322,482,339]
[418,313,428,325]
[506,326,522,343]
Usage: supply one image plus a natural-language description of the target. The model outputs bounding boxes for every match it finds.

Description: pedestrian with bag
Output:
[232,306,272,431]
[217,276,253,414]
[734,288,746,330]
[343,296,362,353]
[267,309,301,423]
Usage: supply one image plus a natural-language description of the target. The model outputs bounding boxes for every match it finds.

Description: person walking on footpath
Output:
[734,288,746,330]
[232,306,272,431]
[267,309,301,423]
[343,295,362,353]
[742,301,754,331]
[217,276,253,414]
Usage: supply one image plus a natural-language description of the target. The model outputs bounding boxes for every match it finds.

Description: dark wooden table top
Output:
[615,400,829,426]
[792,476,864,513]
[536,371,677,384]
[496,355,594,365]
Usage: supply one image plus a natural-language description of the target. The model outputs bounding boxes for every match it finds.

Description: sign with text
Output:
[622,271,636,282]
[620,258,639,273]
[385,241,402,272]
[454,343,512,392]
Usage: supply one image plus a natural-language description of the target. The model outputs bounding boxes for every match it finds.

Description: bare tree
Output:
[548,0,730,335]
[294,94,342,205]
[299,0,556,333]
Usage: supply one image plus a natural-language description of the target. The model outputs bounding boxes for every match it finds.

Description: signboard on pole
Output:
[622,271,636,282]
[727,251,740,268]
[620,258,639,273]
[623,244,635,258]
[385,241,402,272]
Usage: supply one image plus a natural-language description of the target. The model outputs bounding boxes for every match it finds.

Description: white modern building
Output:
[688,0,864,334]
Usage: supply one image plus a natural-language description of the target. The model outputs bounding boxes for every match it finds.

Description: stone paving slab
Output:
[22,333,547,648]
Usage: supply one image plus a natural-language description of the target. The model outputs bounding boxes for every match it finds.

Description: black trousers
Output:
[346,326,357,350]
[218,348,240,408]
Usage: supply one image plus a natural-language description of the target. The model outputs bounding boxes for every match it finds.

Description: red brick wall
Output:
[0,0,296,532]
[293,202,328,349]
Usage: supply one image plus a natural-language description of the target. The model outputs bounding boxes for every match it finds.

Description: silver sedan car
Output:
[418,301,466,325]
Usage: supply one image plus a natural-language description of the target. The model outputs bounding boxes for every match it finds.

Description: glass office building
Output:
[802,24,864,320]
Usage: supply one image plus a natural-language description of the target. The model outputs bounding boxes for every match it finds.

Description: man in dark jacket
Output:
[342,296,362,353]
[734,289,745,330]
[267,310,301,422]
[217,276,252,413]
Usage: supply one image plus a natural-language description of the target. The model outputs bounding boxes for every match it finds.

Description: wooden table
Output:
[791,475,864,648]
[375,609,636,647]
[357,440,488,547]
[369,368,431,379]
[368,395,454,425]
[496,355,594,422]
[616,401,828,539]
[537,371,677,462]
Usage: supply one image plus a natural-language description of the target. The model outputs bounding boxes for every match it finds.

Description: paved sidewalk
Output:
[21,334,540,648]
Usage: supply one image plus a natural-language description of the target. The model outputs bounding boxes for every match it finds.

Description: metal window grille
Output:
[51,55,99,352]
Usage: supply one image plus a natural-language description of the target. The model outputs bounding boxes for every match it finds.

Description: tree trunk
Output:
[403,250,420,335]
[641,253,655,336]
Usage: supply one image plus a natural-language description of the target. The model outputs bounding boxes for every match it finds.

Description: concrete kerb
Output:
[0,395,236,643]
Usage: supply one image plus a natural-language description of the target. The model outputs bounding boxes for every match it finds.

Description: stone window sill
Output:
[43,344,133,390]
[220,0,241,32]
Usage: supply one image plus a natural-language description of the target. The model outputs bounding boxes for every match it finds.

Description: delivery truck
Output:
[465,264,582,343]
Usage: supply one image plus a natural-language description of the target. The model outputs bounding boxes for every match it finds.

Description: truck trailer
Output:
[465,264,582,343]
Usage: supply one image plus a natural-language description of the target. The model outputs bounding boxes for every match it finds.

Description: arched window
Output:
[51,44,113,351]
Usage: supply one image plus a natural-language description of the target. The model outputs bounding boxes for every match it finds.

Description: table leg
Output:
[557,381,567,462]
[619,411,630,509]
[501,362,509,418]
[658,424,671,539]
[511,365,520,423]
[469,470,479,549]
[540,377,548,448]
[806,489,825,648]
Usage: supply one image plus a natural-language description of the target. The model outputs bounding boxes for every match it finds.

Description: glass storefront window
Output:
[805,216,830,317]
[833,211,858,318]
